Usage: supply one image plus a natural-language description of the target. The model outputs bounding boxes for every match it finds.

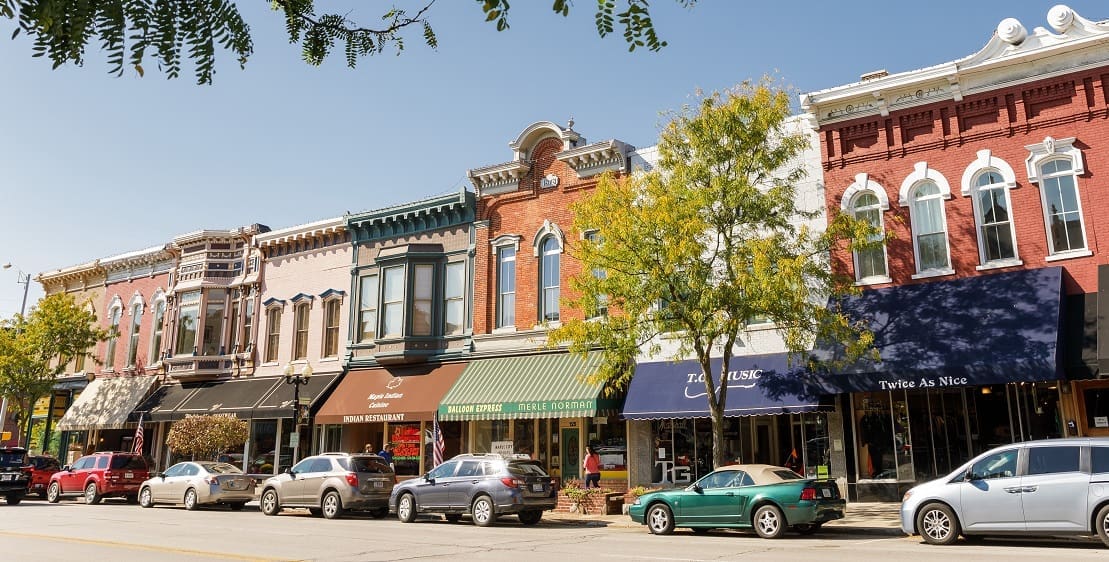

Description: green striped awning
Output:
[438,352,619,421]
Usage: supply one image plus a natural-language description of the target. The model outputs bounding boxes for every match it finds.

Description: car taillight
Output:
[104,470,116,480]
[205,476,219,485]
[500,477,521,489]
[799,487,817,501]
[346,472,359,487]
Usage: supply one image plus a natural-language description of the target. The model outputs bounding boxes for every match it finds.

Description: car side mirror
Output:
[691,483,703,493]
[60,465,70,472]
[285,467,295,478]
[424,473,434,483]
[157,472,166,479]
[965,468,978,481]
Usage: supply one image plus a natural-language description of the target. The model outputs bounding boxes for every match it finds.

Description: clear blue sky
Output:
[1,1,1104,317]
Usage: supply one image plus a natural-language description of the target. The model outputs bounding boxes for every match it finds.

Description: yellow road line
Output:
[0,530,296,562]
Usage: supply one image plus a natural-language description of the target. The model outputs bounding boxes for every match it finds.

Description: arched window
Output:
[105,301,122,369]
[149,297,166,363]
[539,236,560,322]
[1026,136,1089,259]
[126,301,143,368]
[849,192,888,283]
[973,171,1017,264]
[293,302,310,360]
[909,182,951,273]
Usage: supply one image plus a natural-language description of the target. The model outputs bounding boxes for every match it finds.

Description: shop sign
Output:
[288,432,299,448]
[683,369,762,399]
[343,413,406,423]
[491,441,514,456]
[1096,416,1109,428]
[876,376,969,391]
[442,400,595,416]
[390,424,421,461]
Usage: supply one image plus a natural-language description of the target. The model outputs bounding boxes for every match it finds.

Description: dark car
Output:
[26,455,61,499]
[47,451,150,504]
[390,453,556,527]
[0,447,30,505]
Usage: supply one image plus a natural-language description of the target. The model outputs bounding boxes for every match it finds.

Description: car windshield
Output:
[0,452,26,467]
[110,455,148,470]
[198,462,242,474]
[508,461,547,477]
[339,457,392,474]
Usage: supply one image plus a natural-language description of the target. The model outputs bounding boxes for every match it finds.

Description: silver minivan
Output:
[259,453,394,519]
[901,437,1109,546]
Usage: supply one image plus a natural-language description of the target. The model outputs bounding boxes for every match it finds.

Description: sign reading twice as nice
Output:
[877,376,970,390]
[442,399,594,416]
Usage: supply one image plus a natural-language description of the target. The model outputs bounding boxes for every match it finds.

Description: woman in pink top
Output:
[582,446,602,488]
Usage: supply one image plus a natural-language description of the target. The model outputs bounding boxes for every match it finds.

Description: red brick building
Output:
[801,5,1109,499]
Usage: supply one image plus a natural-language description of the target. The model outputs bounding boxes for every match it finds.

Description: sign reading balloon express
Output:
[442,399,596,416]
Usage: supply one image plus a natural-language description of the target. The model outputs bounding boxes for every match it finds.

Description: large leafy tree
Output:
[165,414,249,460]
[0,293,109,446]
[0,0,694,84]
[550,80,881,470]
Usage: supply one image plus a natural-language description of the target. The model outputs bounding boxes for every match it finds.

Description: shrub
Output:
[165,415,249,460]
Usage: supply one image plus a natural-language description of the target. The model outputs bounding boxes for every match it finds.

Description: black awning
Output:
[132,383,204,422]
[253,373,340,419]
[792,267,1063,395]
[172,377,283,419]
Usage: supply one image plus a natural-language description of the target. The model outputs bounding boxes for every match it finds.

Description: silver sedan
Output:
[138,461,255,511]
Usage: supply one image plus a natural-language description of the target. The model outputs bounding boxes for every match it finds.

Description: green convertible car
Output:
[628,464,846,538]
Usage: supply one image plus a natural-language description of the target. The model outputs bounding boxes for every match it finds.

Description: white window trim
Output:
[1025,136,1089,258]
[148,289,167,364]
[841,173,890,285]
[490,234,522,254]
[961,150,1021,268]
[899,162,954,276]
[495,246,517,330]
[538,234,561,323]
[320,297,342,358]
[104,296,123,372]
[531,220,565,257]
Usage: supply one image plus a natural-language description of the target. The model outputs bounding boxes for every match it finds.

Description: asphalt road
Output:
[2,499,1108,561]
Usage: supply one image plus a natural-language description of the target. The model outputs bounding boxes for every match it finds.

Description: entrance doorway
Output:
[560,427,580,480]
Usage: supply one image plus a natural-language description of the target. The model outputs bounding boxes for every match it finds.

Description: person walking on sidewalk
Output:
[583,446,602,488]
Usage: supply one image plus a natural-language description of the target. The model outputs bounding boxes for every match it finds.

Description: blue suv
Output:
[390,454,556,526]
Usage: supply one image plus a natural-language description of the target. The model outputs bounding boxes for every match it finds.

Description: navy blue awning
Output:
[623,353,827,420]
[799,267,1064,394]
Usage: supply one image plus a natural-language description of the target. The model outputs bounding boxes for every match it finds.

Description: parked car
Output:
[628,463,845,537]
[0,447,30,505]
[901,437,1109,546]
[390,453,557,527]
[25,455,61,499]
[138,461,255,511]
[259,453,394,519]
[46,451,150,504]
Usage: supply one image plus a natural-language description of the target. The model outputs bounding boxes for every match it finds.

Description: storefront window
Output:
[390,422,422,476]
[853,392,902,480]
[512,420,535,458]
[249,419,278,474]
[472,420,510,455]
[589,416,626,472]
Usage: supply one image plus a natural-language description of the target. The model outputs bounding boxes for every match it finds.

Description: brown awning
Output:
[315,363,465,424]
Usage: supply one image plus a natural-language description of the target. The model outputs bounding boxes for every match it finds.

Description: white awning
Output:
[55,376,158,431]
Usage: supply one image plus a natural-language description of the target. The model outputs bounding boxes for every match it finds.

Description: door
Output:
[155,463,185,502]
[285,458,315,504]
[62,456,90,494]
[300,458,335,505]
[560,428,580,481]
[418,460,459,508]
[169,463,198,502]
[678,470,744,525]
[1021,445,1089,532]
[450,460,485,507]
[959,448,1024,531]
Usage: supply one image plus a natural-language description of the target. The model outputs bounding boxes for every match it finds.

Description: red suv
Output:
[47,452,150,504]
[26,455,61,499]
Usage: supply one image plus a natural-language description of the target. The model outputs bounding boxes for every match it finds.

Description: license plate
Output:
[125,472,134,479]
[373,481,383,488]
[821,488,832,498]
[0,474,10,481]
[531,483,544,492]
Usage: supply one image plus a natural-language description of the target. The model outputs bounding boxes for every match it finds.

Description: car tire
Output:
[84,482,101,505]
[916,503,959,546]
[471,495,495,527]
[260,489,280,516]
[793,523,822,535]
[228,502,247,511]
[397,493,417,523]
[753,504,786,539]
[370,507,389,519]
[184,488,199,511]
[444,513,462,523]
[646,503,674,535]
[518,510,542,526]
[46,482,61,504]
[139,487,154,508]
[321,490,344,520]
[6,494,22,505]
[1095,504,1109,548]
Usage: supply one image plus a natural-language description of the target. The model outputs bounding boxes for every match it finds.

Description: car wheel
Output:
[518,510,542,526]
[139,487,154,508]
[471,495,495,527]
[397,493,417,523]
[260,489,280,516]
[321,490,344,520]
[646,503,674,535]
[84,482,101,505]
[916,503,959,546]
[753,504,786,539]
[691,527,711,535]
[228,502,247,512]
[370,507,389,519]
[46,482,61,503]
[444,513,462,523]
[793,523,822,535]
[184,488,199,511]
[6,494,22,505]
[1095,504,1109,548]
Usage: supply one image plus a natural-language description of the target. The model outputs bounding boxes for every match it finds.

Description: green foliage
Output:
[165,414,249,459]
[1,1,689,83]
[628,485,658,498]
[0,293,109,445]
[551,78,882,469]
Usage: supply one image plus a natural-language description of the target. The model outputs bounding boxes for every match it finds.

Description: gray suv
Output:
[390,453,556,527]
[259,453,394,519]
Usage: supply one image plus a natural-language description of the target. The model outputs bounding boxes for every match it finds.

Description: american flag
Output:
[132,413,144,455]
[432,413,444,468]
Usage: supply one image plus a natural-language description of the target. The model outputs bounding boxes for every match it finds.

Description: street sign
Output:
[298,396,311,406]
[289,432,300,448]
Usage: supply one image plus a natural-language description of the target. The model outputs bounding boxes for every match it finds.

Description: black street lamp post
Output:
[282,363,312,464]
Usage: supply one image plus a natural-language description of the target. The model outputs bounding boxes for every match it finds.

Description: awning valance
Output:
[800,267,1064,395]
[132,383,204,422]
[172,377,283,419]
[254,373,341,420]
[438,352,619,421]
[316,364,464,424]
[623,354,827,420]
[55,375,158,430]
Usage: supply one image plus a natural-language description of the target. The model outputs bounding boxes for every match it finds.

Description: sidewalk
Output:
[546,502,905,536]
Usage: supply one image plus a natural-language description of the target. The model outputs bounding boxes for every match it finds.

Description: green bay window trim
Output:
[382,265,405,338]
[358,274,379,342]
[496,246,516,328]
[126,302,142,368]
[412,264,434,336]
[175,290,202,355]
[293,301,310,360]
[265,306,282,362]
[323,298,341,357]
[444,261,465,335]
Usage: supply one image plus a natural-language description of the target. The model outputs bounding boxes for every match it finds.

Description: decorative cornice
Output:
[99,245,175,271]
[289,293,314,304]
[469,119,586,196]
[262,297,286,308]
[173,224,269,247]
[801,5,1109,127]
[254,217,346,249]
[347,189,475,244]
[555,140,630,178]
[318,288,346,300]
[37,260,104,287]
[467,160,532,195]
